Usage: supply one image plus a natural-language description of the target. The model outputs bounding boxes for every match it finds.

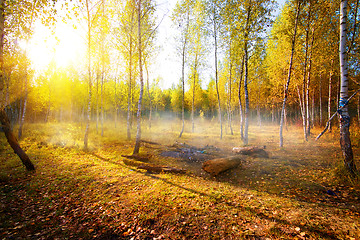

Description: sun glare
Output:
[27,20,85,72]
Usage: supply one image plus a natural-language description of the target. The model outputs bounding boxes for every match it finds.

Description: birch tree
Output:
[279,0,302,148]
[206,0,223,139]
[338,0,356,174]
[133,0,156,154]
[79,0,104,150]
[115,0,137,140]
[188,0,206,133]
[171,0,192,138]
[227,0,274,144]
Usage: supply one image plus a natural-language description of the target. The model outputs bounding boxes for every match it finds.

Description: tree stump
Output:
[202,156,243,176]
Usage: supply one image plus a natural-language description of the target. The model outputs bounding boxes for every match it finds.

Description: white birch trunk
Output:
[339,0,356,173]
[133,0,144,154]
[84,0,92,150]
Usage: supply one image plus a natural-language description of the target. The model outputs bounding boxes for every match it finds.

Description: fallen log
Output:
[123,158,186,174]
[137,165,186,174]
[121,154,150,162]
[140,140,162,145]
[232,146,269,158]
[202,156,243,176]
[123,158,146,167]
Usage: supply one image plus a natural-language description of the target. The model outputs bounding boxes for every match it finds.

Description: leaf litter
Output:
[0,123,359,239]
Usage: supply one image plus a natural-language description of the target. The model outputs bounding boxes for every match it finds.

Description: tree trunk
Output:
[192,68,196,133]
[96,72,99,133]
[280,0,301,147]
[301,1,312,141]
[45,88,51,122]
[328,60,333,132]
[319,74,322,126]
[243,4,251,145]
[146,63,152,129]
[306,28,315,136]
[213,7,222,140]
[257,85,261,127]
[100,0,105,137]
[297,86,306,138]
[244,44,249,145]
[179,10,189,138]
[127,38,133,140]
[311,90,315,128]
[101,72,104,137]
[18,92,27,140]
[358,94,360,127]
[238,56,244,140]
[84,0,92,150]
[0,109,35,171]
[114,78,117,128]
[339,0,356,174]
[0,2,34,171]
[228,45,233,135]
[179,44,185,138]
[133,0,144,155]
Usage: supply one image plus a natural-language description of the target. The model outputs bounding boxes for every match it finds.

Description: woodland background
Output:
[1,0,358,147]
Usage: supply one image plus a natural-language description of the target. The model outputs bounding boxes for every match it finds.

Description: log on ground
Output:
[137,165,186,174]
[202,156,243,176]
[232,146,269,158]
[123,158,186,174]
[121,154,151,162]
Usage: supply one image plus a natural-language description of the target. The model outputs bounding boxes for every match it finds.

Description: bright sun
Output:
[27,20,85,71]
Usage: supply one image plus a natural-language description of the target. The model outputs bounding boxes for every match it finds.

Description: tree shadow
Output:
[89,150,343,239]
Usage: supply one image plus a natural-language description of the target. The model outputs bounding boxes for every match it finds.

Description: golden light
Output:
[26,20,85,71]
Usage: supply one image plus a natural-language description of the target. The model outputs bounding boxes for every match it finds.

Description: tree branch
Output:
[316,88,360,140]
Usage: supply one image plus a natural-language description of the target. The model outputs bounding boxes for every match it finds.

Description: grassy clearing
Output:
[0,120,359,239]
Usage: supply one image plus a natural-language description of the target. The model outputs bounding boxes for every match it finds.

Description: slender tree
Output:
[279,0,302,147]
[113,0,137,140]
[238,56,244,140]
[133,0,144,154]
[328,63,333,132]
[172,0,191,138]
[207,0,223,139]
[188,0,206,133]
[133,0,156,154]
[81,0,103,149]
[338,0,356,174]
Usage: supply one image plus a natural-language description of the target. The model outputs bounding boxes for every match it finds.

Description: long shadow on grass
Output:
[90,151,341,239]
[89,152,212,198]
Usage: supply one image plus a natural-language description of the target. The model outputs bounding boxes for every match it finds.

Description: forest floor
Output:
[0,120,360,239]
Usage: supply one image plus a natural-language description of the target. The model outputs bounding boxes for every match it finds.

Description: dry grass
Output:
[0,120,359,239]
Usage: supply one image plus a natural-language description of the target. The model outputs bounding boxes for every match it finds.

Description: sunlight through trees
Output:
[0,0,359,173]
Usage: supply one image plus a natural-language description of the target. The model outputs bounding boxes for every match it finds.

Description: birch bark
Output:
[339,0,356,173]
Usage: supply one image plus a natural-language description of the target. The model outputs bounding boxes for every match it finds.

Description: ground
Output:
[0,120,359,239]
